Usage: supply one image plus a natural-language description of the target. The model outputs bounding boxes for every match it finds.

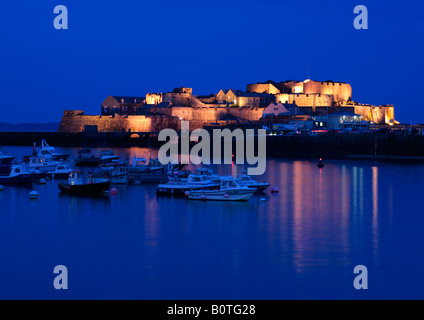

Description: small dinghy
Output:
[58,170,110,195]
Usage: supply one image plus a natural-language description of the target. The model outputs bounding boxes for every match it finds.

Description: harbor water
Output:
[0,147,423,299]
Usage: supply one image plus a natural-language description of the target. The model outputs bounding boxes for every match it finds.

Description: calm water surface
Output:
[0,146,423,299]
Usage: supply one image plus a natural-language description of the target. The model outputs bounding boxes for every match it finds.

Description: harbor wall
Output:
[2,132,424,160]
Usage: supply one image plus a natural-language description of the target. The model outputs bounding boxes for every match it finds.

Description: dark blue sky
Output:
[0,0,423,123]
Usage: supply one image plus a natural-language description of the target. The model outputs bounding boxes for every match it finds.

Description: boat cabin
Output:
[187,174,217,186]
[69,171,84,185]
[28,156,55,167]
[220,177,248,189]
[129,157,147,167]
[238,175,255,183]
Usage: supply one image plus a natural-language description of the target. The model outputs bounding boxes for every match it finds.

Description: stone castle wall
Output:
[353,105,396,124]
[58,112,153,133]
[246,83,280,94]
[169,106,264,123]
[304,81,352,103]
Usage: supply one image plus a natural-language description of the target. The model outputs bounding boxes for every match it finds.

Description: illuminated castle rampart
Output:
[58,80,396,133]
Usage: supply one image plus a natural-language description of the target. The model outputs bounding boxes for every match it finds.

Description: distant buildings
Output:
[58,79,396,133]
[101,96,146,116]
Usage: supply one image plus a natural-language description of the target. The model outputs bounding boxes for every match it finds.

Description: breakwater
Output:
[1,131,424,160]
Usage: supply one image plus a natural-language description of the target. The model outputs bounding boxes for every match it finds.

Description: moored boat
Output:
[100,162,128,184]
[99,149,119,163]
[37,140,70,161]
[75,149,102,167]
[237,174,270,192]
[127,157,170,183]
[156,173,219,196]
[195,167,222,185]
[58,171,111,194]
[27,155,61,173]
[46,164,74,180]
[187,177,257,201]
[0,164,33,184]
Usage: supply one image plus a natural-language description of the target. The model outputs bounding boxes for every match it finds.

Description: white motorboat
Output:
[46,164,74,180]
[36,140,70,161]
[99,149,119,162]
[0,164,32,184]
[187,177,257,201]
[237,174,270,192]
[157,174,219,196]
[27,155,62,173]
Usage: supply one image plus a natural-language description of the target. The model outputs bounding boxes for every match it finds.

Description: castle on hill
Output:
[58,79,396,133]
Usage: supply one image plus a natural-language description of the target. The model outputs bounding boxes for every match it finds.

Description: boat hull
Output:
[188,188,256,201]
[0,174,33,184]
[247,182,270,192]
[58,181,111,194]
[111,175,128,184]
[157,184,218,196]
[27,164,59,173]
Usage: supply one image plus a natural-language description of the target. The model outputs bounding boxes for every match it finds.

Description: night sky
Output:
[0,0,422,124]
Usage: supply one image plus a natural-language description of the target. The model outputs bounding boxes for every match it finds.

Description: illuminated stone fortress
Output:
[58,79,396,133]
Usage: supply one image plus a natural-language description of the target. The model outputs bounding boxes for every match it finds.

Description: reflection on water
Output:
[0,147,424,299]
